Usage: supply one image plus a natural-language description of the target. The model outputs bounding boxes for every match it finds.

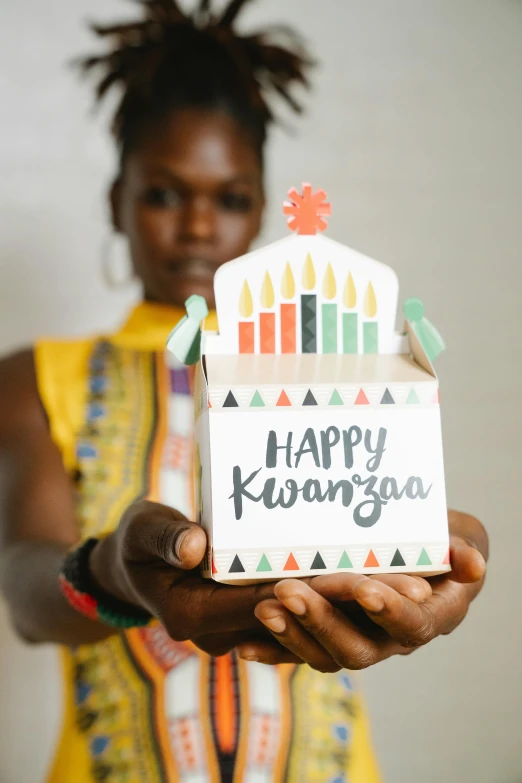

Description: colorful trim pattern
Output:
[72,633,168,783]
[72,341,170,783]
[76,341,158,539]
[207,542,451,582]
[286,668,356,783]
[205,382,439,411]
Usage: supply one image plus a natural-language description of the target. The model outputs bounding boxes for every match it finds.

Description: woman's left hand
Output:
[237,510,487,671]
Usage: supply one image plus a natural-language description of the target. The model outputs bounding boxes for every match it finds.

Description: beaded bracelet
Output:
[59,538,151,629]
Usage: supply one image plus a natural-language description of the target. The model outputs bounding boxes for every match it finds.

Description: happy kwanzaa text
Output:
[229,425,432,526]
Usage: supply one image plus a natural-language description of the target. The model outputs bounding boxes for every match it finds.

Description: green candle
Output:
[363,322,378,353]
[322,303,337,353]
[343,312,358,353]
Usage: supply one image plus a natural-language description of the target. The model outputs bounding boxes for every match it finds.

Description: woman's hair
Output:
[80,0,314,164]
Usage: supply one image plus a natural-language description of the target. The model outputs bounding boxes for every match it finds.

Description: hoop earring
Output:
[101,234,135,289]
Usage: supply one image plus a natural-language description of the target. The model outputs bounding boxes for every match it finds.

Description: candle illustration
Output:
[322,262,337,353]
[259,270,275,353]
[301,253,317,353]
[238,279,254,353]
[342,272,358,353]
[363,281,378,353]
[280,262,296,353]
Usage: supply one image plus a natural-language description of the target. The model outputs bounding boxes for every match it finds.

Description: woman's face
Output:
[113,108,265,308]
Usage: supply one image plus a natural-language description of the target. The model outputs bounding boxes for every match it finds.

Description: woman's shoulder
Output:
[0,337,97,467]
[0,336,98,389]
[0,347,46,443]
[33,335,95,380]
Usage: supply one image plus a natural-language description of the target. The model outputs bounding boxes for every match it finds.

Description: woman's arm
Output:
[0,350,278,650]
[0,349,117,645]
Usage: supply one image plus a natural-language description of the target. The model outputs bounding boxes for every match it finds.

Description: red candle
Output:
[281,303,296,353]
[260,313,275,353]
[239,322,254,353]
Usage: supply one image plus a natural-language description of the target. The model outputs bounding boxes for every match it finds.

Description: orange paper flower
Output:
[283,183,331,235]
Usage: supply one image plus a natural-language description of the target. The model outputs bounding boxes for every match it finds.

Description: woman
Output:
[0,2,488,782]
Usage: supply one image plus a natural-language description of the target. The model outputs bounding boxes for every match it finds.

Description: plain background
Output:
[1,1,521,781]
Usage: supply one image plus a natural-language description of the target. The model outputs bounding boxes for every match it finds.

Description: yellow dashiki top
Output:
[35,302,381,783]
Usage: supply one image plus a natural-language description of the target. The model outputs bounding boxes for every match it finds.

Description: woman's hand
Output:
[89,500,439,658]
[90,500,277,656]
[238,511,487,671]
[90,500,444,658]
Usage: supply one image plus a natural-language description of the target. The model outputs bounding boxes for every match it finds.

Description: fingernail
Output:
[357,589,385,613]
[261,614,286,634]
[280,595,306,616]
[174,528,190,559]
[470,550,486,579]
[238,651,260,662]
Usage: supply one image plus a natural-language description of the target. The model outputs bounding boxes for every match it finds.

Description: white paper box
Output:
[171,195,450,584]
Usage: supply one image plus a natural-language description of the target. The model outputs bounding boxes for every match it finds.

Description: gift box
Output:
[168,185,450,584]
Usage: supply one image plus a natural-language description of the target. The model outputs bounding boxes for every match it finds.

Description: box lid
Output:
[205,352,431,387]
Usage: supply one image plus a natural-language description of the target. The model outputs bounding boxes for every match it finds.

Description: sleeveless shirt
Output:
[35,302,381,783]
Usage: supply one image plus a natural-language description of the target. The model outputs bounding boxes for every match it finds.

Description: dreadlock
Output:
[79,0,314,164]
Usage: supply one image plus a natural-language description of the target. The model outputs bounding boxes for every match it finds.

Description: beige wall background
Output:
[1,1,521,781]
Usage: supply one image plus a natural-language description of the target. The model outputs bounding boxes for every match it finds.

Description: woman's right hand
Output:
[89,500,276,656]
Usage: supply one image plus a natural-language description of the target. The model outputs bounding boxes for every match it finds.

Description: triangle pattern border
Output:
[205,542,451,580]
[209,383,440,411]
